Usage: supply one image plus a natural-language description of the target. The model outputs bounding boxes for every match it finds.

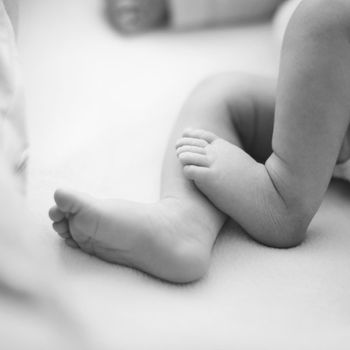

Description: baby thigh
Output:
[267,0,350,224]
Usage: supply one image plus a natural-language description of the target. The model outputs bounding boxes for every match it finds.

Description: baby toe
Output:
[176,145,206,156]
[52,220,71,239]
[49,205,65,222]
[65,238,79,249]
[175,137,208,149]
[54,188,89,215]
[182,129,217,143]
[178,152,209,167]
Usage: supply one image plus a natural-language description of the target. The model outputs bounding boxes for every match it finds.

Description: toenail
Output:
[65,238,79,249]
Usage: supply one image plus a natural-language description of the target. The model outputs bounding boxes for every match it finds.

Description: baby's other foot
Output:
[49,189,215,283]
[176,128,257,213]
[176,128,307,248]
[176,128,264,228]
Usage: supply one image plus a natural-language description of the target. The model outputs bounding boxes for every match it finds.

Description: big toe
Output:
[54,188,92,214]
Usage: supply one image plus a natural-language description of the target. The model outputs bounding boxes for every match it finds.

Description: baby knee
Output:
[273,219,307,249]
[265,207,310,249]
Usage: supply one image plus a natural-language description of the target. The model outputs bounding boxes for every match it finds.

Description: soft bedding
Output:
[18,0,350,348]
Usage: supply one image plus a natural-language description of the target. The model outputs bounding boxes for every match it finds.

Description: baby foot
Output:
[176,128,267,233]
[176,128,257,214]
[49,189,215,283]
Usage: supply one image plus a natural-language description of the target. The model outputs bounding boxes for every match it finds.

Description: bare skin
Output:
[50,0,350,283]
[175,0,350,247]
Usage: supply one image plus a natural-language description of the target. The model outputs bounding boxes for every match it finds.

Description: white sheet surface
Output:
[18,0,350,349]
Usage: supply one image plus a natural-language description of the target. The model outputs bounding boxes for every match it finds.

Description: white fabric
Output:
[0,0,20,152]
[18,0,350,349]
[0,0,27,189]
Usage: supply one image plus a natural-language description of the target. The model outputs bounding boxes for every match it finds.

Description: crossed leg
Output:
[48,74,243,283]
[176,0,350,247]
[50,0,350,283]
[49,70,279,283]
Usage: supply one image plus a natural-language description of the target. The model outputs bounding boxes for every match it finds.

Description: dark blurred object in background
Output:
[104,0,288,35]
[105,0,169,34]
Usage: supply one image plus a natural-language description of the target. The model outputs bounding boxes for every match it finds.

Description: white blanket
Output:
[19,0,350,348]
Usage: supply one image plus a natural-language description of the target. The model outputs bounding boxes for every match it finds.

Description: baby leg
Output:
[49,78,259,283]
[176,75,285,246]
[177,0,350,248]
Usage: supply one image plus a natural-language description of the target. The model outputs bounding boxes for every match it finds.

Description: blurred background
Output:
[19,0,278,201]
